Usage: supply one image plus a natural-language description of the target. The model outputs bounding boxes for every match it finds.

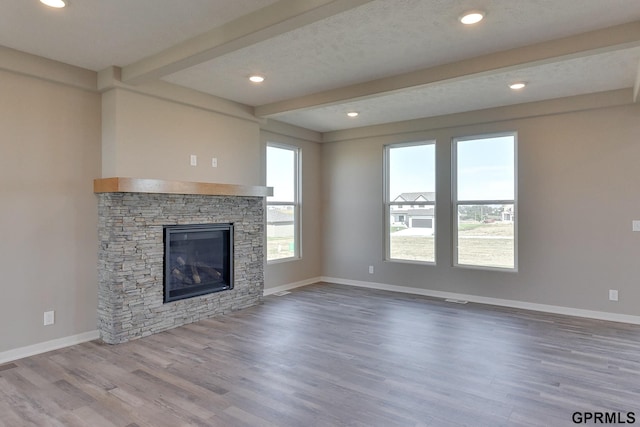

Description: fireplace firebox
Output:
[164,223,233,303]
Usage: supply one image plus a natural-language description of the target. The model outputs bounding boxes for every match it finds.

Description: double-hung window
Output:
[266,144,300,262]
[385,142,436,263]
[453,133,517,270]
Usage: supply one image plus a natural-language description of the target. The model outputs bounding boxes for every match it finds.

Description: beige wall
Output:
[0,49,268,356]
[0,69,101,353]
[101,88,261,185]
[99,86,325,297]
[3,43,639,358]
[262,130,323,289]
[321,103,640,316]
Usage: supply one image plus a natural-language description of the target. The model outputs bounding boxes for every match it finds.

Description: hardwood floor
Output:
[1,282,639,426]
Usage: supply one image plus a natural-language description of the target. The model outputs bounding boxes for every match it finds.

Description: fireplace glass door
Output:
[164,223,233,303]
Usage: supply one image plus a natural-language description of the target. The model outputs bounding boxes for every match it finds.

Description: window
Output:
[266,144,300,262]
[385,142,436,263]
[453,133,517,270]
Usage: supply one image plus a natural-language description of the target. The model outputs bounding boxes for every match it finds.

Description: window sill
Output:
[385,258,436,266]
[454,264,518,273]
[267,256,302,265]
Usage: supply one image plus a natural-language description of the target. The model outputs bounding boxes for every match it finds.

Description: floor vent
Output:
[444,298,468,304]
[273,291,291,296]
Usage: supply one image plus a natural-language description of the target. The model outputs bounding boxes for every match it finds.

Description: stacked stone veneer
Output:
[97,192,265,344]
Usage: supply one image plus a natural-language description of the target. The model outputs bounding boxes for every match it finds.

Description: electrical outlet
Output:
[609,289,618,301]
[368,265,374,274]
[190,154,197,166]
[44,311,55,326]
[211,157,218,168]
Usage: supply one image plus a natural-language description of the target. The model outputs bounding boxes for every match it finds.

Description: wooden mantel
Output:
[94,177,273,197]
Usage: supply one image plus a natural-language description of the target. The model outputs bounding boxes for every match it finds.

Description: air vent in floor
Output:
[444,298,468,304]
[273,291,291,296]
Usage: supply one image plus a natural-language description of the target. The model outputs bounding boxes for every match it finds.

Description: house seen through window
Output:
[385,142,436,263]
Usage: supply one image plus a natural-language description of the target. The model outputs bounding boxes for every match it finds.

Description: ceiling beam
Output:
[121,0,374,85]
[321,89,632,143]
[255,21,640,117]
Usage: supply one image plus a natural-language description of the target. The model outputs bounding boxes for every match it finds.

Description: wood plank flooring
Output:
[1,282,639,426]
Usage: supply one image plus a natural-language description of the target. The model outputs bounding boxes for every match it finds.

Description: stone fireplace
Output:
[95,178,271,344]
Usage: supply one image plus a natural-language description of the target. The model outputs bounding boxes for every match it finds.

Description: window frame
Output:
[452,132,518,271]
[266,142,302,264]
[384,140,437,265]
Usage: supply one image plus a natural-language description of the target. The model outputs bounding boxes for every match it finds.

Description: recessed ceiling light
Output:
[249,75,265,83]
[347,112,359,117]
[40,0,67,8]
[460,11,485,25]
[509,82,526,90]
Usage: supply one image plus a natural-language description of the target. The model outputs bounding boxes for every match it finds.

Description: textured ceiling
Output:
[2,0,640,133]
[0,0,279,70]
[268,46,640,132]
[163,0,640,106]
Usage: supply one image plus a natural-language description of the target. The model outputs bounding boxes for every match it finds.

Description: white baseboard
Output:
[2,278,636,365]
[320,276,640,325]
[0,330,100,365]
[263,277,322,296]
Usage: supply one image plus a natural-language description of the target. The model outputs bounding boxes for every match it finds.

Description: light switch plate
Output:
[633,220,640,232]
[44,311,55,326]
[190,154,197,166]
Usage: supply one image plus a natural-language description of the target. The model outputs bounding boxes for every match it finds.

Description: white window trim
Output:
[452,132,518,272]
[384,140,436,265]
[266,143,302,263]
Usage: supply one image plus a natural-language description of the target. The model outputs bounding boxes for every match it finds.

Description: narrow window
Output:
[385,142,436,263]
[266,144,300,262]
[453,133,517,270]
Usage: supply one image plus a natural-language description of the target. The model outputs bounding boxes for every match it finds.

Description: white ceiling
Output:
[0,0,280,70]
[2,0,640,133]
